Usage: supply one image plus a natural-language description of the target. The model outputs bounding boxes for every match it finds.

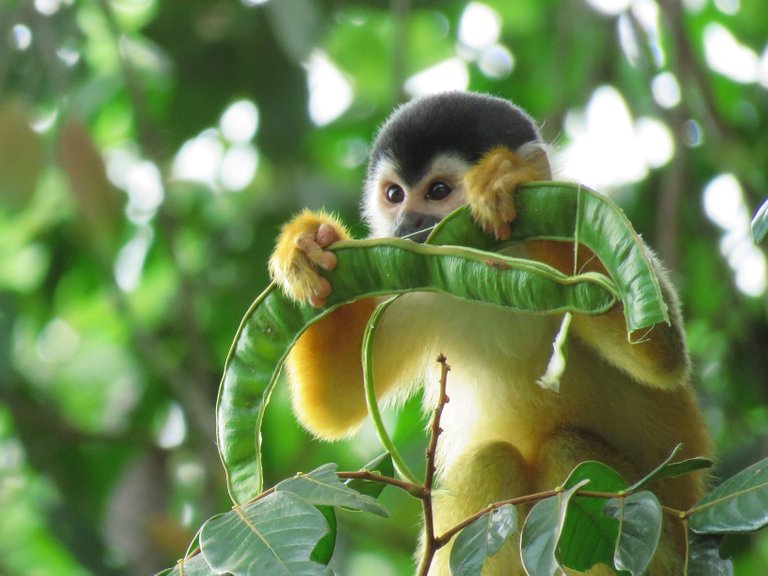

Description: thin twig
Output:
[416,354,451,576]
[435,485,687,548]
[244,469,426,507]
[338,470,424,498]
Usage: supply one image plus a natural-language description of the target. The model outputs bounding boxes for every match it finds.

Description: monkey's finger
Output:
[493,177,520,222]
[309,276,332,308]
[316,222,343,248]
[296,235,337,271]
[492,223,512,241]
[478,219,511,241]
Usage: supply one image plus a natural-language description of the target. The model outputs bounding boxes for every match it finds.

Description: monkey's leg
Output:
[534,428,684,576]
[427,441,530,576]
[269,209,382,438]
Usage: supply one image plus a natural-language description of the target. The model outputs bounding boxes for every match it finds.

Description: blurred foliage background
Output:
[1,0,767,574]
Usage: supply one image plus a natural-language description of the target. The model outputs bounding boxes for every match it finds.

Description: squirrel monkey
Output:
[269,92,711,575]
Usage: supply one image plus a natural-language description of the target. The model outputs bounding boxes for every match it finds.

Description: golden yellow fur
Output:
[269,209,351,304]
[268,147,711,575]
[465,146,551,239]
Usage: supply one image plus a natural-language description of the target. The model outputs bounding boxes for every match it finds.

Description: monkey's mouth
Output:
[393,213,441,243]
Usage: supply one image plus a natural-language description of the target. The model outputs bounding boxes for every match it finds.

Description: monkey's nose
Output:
[393,212,441,243]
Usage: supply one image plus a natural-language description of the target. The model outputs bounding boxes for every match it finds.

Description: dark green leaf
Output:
[276,463,388,517]
[604,492,662,575]
[429,183,670,333]
[344,453,395,500]
[558,461,627,571]
[309,506,336,565]
[686,534,733,576]
[636,458,713,490]
[200,491,331,576]
[521,481,587,575]
[449,504,518,576]
[629,444,713,491]
[689,458,768,534]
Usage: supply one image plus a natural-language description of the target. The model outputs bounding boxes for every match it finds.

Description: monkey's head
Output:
[363,91,548,242]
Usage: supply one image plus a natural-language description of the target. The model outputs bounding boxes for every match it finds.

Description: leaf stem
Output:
[362,298,420,485]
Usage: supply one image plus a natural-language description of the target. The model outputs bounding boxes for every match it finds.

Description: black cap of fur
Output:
[367,92,540,187]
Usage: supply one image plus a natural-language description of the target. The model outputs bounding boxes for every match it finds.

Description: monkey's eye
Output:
[426,181,452,201]
[385,184,405,204]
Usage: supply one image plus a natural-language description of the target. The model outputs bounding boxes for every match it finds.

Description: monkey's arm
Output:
[464,145,551,240]
[286,298,379,438]
[268,209,345,307]
[269,210,416,439]
[268,210,370,438]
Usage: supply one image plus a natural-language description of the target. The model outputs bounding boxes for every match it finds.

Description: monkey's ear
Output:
[517,142,551,180]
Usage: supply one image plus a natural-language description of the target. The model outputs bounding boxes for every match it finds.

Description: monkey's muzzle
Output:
[393,212,441,243]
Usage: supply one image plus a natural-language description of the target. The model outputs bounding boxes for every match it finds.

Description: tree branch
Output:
[417,354,451,576]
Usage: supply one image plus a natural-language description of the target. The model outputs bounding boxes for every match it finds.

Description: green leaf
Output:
[629,444,713,491]
[309,506,336,566]
[521,481,588,575]
[558,461,627,571]
[604,492,662,575]
[200,492,331,576]
[686,534,733,576]
[156,553,220,576]
[218,242,615,503]
[276,463,388,517]
[449,504,518,576]
[217,182,670,504]
[689,457,768,534]
[428,182,670,333]
[344,453,395,500]
[655,457,714,481]
[752,198,768,244]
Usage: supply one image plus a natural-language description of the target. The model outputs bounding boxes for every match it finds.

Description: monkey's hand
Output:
[464,144,550,240]
[268,210,350,307]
